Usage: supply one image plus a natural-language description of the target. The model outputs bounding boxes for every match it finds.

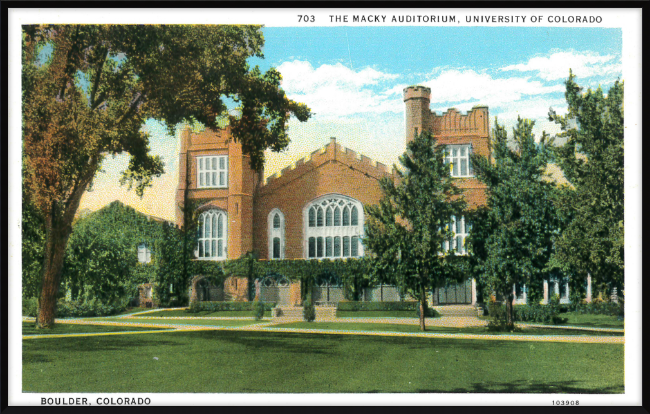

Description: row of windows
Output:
[195,144,473,191]
[196,201,467,260]
[308,236,361,258]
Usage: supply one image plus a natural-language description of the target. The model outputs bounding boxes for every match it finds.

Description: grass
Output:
[23,329,624,393]
[22,322,169,336]
[91,317,268,327]
[272,322,624,336]
[141,309,271,318]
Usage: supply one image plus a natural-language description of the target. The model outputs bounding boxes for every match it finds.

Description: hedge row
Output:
[567,301,624,317]
[337,301,419,312]
[22,297,130,318]
[187,301,276,313]
[487,303,563,324]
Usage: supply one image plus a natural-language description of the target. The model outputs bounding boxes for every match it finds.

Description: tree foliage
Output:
[363,131,467,330]
[548,72,624,288]
[61,201,161,303]
[22,24,311,327]
[469,118,558,328]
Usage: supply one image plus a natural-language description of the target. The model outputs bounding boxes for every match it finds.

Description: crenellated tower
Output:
[403,85,432,144]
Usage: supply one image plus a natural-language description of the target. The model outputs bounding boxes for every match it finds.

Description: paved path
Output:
[22,316,623,344]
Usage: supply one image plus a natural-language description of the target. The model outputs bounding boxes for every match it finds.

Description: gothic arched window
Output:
[303,195,364,259]
[197,209,227,260]
[268,209,285,260]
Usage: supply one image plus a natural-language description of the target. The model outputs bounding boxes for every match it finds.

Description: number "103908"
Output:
[553,400,579,406]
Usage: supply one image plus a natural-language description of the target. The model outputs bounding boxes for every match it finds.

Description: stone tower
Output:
[403,85,432,144]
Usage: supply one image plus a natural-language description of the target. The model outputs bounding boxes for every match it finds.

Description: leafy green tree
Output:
[61,201,161,303]
[22,25,311,327]
[469,118,558,329]
[153,222,190,307]
[364,131,467,331]
[22,182,45,299]
[548,72,624,290]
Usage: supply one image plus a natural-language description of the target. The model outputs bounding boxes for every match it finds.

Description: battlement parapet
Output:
[403,85,432,101]
[430,106,489,136]
[260,138,396,192]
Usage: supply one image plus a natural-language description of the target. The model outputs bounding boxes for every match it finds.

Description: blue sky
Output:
[79,26,622,221]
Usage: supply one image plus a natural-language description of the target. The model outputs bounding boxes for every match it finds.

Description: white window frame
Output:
[442,215,470,255]
[268,209,285,260]
[445,144,473,178]
[303,195,364,259]
[197,155,228,189]
[137,243,151,264]
[196,209,228,261]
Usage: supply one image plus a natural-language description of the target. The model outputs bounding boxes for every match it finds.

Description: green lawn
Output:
[141,310,271,318]
[23,330,624,393]
[22,322,170,336]
[92,317,268,327]
[273,322,624,336]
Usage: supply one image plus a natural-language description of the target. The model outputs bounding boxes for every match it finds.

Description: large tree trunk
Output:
[505,292,515,330]
[419,285,426,331]
[36,211,74,328]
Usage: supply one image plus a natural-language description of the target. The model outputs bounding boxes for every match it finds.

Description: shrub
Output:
[303,295,316,322]
[54,297,130,318]
[337,301,419,312]
[22,297,39,317]
[187,301,275,313]
[416,306,440,318]
[253,299,266,321]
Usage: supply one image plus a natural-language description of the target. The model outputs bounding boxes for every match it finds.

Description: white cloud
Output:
[500,50,622,81]
[388,69,565,108]
[277,60,402,118]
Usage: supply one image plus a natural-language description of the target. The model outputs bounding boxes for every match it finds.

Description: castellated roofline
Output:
[260,138,397,192]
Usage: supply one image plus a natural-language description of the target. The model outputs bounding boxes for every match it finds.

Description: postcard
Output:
[7,6,642,406]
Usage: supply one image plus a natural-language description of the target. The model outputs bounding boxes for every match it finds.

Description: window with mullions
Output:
[196,209,227,260]
[445,145,473,178]
[137,243,151,264]
[197,155,228,188]
[441,215,471,255]
[305,195,364,259]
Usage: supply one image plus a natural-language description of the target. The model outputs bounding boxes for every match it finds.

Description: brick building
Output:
[176,86,491,305]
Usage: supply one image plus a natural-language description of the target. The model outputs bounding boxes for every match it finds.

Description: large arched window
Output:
[304,195,364,259]
[196,209,227,260]
[268,209,285,260]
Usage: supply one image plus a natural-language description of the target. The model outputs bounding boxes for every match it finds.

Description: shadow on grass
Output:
[418,379,624,394]
[23,336,184,353]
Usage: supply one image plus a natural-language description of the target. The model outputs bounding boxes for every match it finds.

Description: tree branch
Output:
[90,48,109,110]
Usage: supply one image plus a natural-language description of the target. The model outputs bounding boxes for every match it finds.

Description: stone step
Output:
[272,306,337,321]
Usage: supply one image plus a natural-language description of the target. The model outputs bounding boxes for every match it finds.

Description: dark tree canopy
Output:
[364,131,468,330]
[22,24,311,327]
[548,72,624,287]
[469,118,558,327]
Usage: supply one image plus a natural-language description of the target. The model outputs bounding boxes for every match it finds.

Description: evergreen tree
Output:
[548,72,624,290]
[364,131,467,331]
[470,118,558,329]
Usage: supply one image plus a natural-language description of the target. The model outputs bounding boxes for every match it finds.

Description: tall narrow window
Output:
[197,156,228,188]
[268,209,285,260]
[304,195,364,259]
[442,215,469,255]
[197,210,227,260]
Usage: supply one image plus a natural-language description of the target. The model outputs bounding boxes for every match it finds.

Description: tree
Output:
[469,118,558,329]
[548,72,624,290]
[364,131,467,331]
[22,25,311,327]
